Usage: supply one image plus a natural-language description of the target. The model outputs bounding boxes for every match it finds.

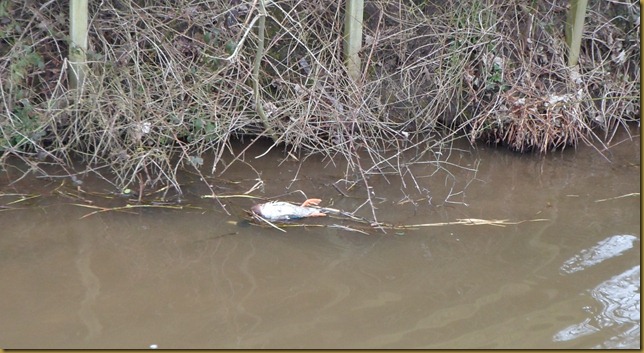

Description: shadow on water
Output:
[0,129,639,348]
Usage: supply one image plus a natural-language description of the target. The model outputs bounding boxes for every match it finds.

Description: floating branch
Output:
[202,194,264,200]
[248,214,550,233]
[594,192,640,203]
[73,203,202,219]
[398,218,550,229]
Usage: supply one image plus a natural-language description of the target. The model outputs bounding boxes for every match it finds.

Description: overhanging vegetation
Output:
[0,0,639,198]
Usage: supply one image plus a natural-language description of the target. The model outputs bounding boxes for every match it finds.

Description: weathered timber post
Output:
[343,0,364,81]
[565,0,588,66]
[69,0,88,90]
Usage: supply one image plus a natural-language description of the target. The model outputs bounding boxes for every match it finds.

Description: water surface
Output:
[0,131,639,348]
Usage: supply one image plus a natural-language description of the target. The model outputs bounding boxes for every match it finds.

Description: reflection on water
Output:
[560,234,638,274]
[0,131,639,348]
[554,265,640,348]
[554,233,640,348]
[590,265,640,349]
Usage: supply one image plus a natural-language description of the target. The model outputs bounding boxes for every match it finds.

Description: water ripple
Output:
[553,265,640,347]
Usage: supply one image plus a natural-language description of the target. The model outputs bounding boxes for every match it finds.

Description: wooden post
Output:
[252,0,278,142]
[565,0,588,67]
[69,0,88,90]
[344,0,364,81]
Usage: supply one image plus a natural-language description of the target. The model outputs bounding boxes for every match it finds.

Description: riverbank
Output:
[0,0,639,196]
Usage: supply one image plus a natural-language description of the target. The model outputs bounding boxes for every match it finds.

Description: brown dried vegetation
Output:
[0,0,639,196]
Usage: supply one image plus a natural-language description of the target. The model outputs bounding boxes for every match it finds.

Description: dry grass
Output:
[455,0,640,152]
[0,0,639,206]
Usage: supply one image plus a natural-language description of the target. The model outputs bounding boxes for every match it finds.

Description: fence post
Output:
[69,0,88,90]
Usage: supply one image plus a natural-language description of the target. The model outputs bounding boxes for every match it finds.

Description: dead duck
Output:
[251,198,327,221]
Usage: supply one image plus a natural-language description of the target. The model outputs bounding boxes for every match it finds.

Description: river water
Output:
[0,129,639,348]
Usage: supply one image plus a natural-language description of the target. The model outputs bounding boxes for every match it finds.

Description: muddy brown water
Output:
[0,131,640,349]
